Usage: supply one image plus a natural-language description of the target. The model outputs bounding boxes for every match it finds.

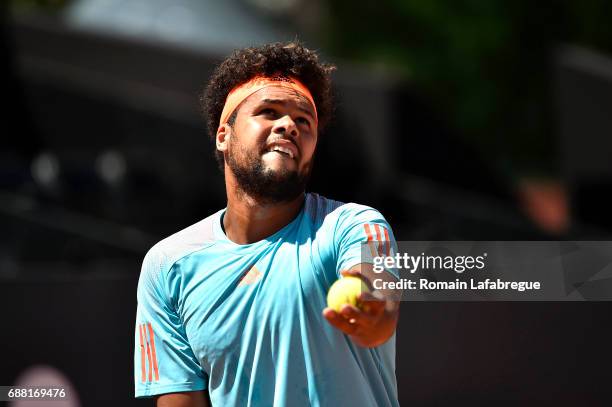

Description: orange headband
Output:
[219,76,318,126]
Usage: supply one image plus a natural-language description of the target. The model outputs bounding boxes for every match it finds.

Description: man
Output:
[135,42,400,407]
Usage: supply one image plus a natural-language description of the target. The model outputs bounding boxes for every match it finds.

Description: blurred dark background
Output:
[2,0,612,405]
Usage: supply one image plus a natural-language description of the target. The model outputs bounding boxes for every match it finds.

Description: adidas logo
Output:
[238,265,262,287]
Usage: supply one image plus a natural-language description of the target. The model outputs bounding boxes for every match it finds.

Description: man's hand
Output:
[322,267,400,348]
[157,391,209,407]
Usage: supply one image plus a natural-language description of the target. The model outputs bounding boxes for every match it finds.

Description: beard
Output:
[226,138,312,204]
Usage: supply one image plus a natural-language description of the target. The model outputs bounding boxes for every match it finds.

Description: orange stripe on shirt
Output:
[138,324,146,383]
[145,325,153,383]
[364,224,373,241]
[363,224,377,258]
[374,224,384,257]
[384,227,391,256]
[147,323,160,381]
[378,225,389,257]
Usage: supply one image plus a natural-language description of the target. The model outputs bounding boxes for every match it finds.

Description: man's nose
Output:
[272,115,298,137]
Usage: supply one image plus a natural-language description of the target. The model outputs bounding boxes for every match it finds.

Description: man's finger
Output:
[359,292,386,315]
[340,304,361,320]
[341,269,361,277]
[322,308,358,335]
[341,304,384,327]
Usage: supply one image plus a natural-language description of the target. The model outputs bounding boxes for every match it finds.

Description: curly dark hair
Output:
[201,41,336,166]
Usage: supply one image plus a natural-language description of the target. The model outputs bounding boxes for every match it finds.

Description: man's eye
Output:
[296,117,310,126]
[260,108,276,116]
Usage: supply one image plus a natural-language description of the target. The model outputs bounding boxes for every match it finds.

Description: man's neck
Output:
[223,176,305,245]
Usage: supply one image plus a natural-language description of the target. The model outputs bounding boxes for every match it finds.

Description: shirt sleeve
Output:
[134,247,207,398]
[334,204,399,279]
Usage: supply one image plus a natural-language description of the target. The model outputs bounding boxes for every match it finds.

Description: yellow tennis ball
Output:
[327,276,370,312]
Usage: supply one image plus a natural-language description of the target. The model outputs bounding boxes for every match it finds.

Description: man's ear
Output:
[216,123,231,153]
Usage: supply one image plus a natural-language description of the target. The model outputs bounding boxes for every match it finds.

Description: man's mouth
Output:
[267,145,295,159]
[265,139,299,159]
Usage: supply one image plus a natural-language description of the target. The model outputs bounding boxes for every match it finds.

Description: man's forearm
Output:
[157,391,209,407]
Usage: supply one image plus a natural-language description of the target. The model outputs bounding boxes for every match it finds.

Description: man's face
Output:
[221,86,318,203]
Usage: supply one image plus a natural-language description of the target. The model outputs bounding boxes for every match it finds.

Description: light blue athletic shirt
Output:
[134,193,399,406]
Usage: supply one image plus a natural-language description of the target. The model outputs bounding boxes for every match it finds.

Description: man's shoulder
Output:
[141,210,223,276]
[305,193,382,223]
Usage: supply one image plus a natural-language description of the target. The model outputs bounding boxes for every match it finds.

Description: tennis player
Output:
[134,42,400,407]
